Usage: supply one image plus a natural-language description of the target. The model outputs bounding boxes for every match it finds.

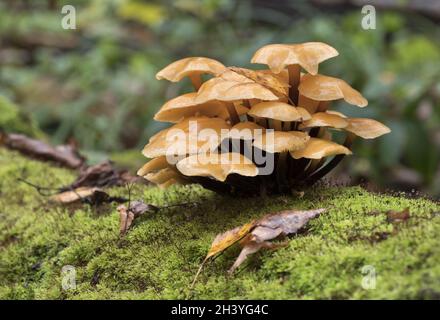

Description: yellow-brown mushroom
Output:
[142,117,231,158]
[290,137,352,159]
[298,74,368,108]
[253,131,309,153]
[251,42,339,103]
[156,57,227,90]
[299,112,348,130]
[176,152,259,182]
[345,118,391,139]
[154,92,248,123]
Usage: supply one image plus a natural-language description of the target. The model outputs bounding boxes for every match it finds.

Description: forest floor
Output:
[1,148,440,299]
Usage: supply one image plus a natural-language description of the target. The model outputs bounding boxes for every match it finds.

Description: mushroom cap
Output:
[228,122,266,140]
[248,101,311,122]
[299,112,348,129]
[251,42,339,74]
[145,167,186,188]
[253,131,310,153]
[156,57,226,82]
[137,156,169,177]
[345,118,391,139]
[290,137,352,159]
[195,75,279,104]
[154,92,248,123]
[176,152,259,182]
[298,74,368,107]
[142,117,231,158]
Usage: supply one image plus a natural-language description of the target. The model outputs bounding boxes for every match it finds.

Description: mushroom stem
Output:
[225,102,240,124]
[305,132,356,185]
[189,73,203,91]
[317,101,330,112]
[298,95,319,114]
[287,64,301,104]
[276,152,289,191]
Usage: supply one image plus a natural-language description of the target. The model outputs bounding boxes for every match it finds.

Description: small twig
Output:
[17,177,61,196]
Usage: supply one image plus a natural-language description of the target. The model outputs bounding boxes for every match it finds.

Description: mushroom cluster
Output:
[138,42,390,195]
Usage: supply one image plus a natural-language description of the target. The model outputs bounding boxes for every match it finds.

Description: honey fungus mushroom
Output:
[142,117,231,158]
[298,74,368,113]
[156,57,227,90]
[251,42,339,102]
[176,153,259,182]
[138,42,391,195]
[153,92,248,123]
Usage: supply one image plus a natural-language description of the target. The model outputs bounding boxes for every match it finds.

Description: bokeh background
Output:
[0,0,439,196]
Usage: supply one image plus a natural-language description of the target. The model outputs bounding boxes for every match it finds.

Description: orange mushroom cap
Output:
[156,57,226,82]
[176,152,259,182]
[251,42,339,74]
[253,131,310,153]
[298,74,368,107]
[345,118,391,139]
[248,101,311,122]
[290,137,352,159]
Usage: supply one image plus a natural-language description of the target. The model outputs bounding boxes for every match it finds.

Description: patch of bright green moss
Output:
[0,95,43,137]
[0,148,439,299]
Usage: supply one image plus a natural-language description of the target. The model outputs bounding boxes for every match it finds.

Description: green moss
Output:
[0,148,439,299]
[0,95,43,137]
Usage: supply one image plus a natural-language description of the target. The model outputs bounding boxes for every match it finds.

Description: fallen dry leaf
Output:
[63,161,141,191]
[118,201,159,235]
[227,67,289,98]
[50,187,127,205]
[228,208,326,273]
[387,208,410,223]
[0,133,84,168]
[206,222,256,259]
[191,208,325,287]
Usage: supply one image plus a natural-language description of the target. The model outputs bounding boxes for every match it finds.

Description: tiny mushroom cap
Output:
[251,42,339,74]
[290,137,352,159]
[156,57,226,82]
[176,152,259,182]
[142,117,231,158]
[299,74,368,107]
[248,101,311,122]
[345,118,391,139]
[195,75,279,105]
[154,92,248,123]
[253,131,310,153]
[299,112,348,129]
[228,122,266,140]
[137,156,169,177]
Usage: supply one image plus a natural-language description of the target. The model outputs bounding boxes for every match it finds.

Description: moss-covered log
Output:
[0,149,439,299]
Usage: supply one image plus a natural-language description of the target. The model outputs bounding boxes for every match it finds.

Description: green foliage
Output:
[0,95,43,137]
[1,149,439,299]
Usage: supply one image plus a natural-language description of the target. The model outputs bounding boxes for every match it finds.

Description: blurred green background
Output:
[0,0,439,196]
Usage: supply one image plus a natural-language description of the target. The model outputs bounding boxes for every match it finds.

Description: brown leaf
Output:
[117,201,158,236]
[64,161,141,190]
[228,208,326,273]
[0,133,85,169]
[195,208,325,283]
[387,208,410,223]
[50,187,102,204]
[206,222,256,259]
[50,187,127,205]
[227,67,290,98]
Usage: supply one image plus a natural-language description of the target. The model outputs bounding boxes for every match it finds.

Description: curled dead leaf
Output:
[118,201,159,236]
[192,208,325,287]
